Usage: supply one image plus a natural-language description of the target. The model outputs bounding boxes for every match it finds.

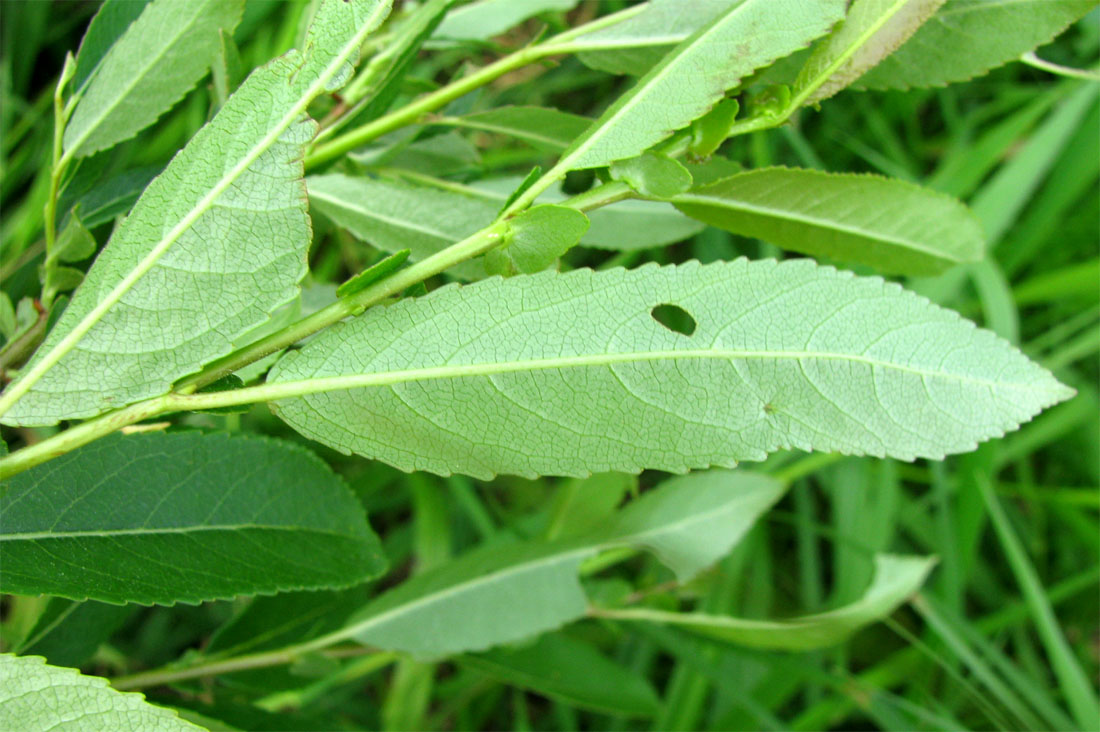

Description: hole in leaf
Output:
[651,303,696,336]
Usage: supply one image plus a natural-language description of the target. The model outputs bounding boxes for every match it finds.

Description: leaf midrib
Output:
[261,348,1065,409]
[1,524,364,542]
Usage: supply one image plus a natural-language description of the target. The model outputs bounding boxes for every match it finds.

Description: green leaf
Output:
[54,207,97,263]
[63,0,245,158]
[350,130,481,176]
[856,0,1098,90]
[462,633,660,717]
[434,106,593,152]
[543,472,635,540]
[337,470,785,656]
[267,260,1070,479]
[599,554,935,650]
[337,249,411,298]
[72,0,153,91]
[433,0,579,41]
[15,599,136,668]
[0,0,393,426]
[0,654,200,731]
[44,265,85,295]
[486,205,590,275]
[61,166,159,229]
[572,0,734,76]
[672,167,984,275]
[473,177,706,251]
[307,173,495,281]
[0,432,386,605]
[793,0,945,106]
[610,151,693,199]
[689,97,739,157]
[552,0,846,172]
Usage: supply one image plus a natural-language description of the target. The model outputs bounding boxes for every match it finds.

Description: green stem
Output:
[111,642,390,691]
[302,2,647,170]
[305,45,550,169]
[41,56,77,309]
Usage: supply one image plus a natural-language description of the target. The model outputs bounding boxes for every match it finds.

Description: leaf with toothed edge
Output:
[0,432,385,605]
[0,0,393,427]
[552,0,848,173]
[855,0,1098,91]
[0,654,202,731]
[267,259,1071,480]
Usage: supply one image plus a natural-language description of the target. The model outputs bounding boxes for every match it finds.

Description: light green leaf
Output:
[307,173,495,281]
[856,0,1098,90]
[486,205,590,275]
[0,432,385,605]
[552,0,846,172]
[794,0,945,106]
[611,151,693,199]
[54,207,96,263]
[599,554,935,650]
[72,0,153,91]
[672,167,984,275]
[267,260,1070,479]
[352,130,481,176]
[463,633,660,717]
[63,0,245,158]
[337,250,411,298]
[434,106,593,152]
[689,97,740,157]
[0,0,393,426]
[433,0,580,41]
[338,470,785,656]
[571,0,733,76]
[473,177,706,251]
[0,654,201,731]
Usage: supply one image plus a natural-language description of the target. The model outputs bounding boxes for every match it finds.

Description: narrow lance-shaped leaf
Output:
[793,0,945,106]
[0,432,386,605]
[598,554,936,651]
[856,0,1098,91]
[548,0,847,173]
[64,0,245,158]
[0,0,393,426]
[335,471,785,657]
[267,260,1071,480]
[672,167,984,275]
[0,654,201,732]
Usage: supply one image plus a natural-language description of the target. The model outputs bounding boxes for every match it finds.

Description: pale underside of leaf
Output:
[338,470,784,657]
[307,173,494,280]
[555,0,847,172]
[268,259,1071,480]
[672,167,984,275]
[855,0,1098,90]
[603,554,935,650]
[0,654,201,731]
[0,0,392,426]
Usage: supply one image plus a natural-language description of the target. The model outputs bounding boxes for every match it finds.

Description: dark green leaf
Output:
[0,432,386,604]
